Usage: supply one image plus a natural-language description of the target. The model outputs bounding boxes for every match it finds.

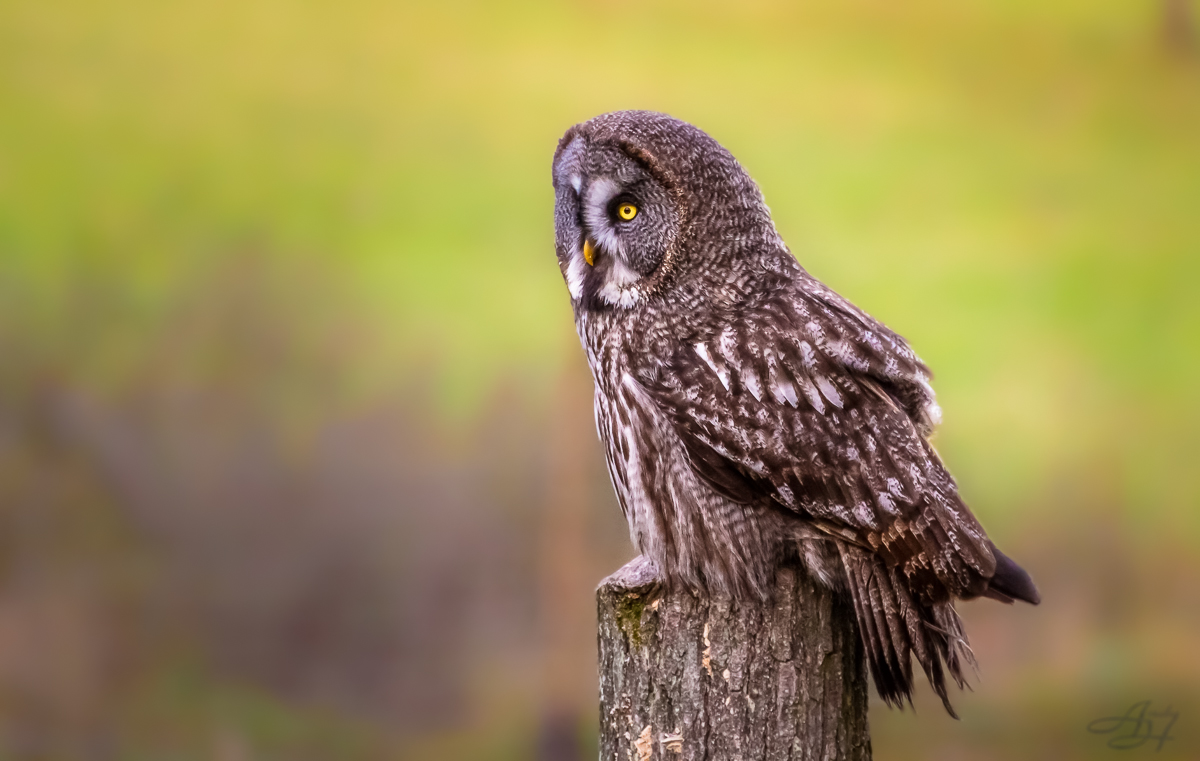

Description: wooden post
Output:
[597,556,871,761]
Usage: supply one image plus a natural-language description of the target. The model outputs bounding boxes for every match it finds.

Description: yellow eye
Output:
[617,203,638,221]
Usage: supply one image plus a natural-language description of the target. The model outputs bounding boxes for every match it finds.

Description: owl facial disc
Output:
[552,136,681,310]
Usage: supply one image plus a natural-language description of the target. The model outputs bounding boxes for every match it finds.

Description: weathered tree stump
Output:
[597,556,871,761]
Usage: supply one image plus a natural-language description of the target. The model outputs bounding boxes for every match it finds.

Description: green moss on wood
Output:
[614,592,650,647]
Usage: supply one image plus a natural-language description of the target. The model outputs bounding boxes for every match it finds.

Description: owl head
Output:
[552,111,785,312]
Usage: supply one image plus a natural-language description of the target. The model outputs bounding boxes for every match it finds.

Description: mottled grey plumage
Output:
[551,110,1039,717]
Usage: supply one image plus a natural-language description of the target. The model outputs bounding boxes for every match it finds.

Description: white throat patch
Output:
[596,256,644,307]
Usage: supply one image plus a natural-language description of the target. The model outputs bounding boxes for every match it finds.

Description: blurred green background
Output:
[1,0,1199,759]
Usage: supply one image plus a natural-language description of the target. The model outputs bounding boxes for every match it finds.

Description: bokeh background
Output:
[1,1,1199,759]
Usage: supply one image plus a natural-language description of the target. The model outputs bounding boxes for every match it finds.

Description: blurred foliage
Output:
[3,0,1198,521]
[0,0,1198,759]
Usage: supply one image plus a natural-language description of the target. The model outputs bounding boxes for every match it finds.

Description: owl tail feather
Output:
[837,544,974,719]
[984,542,1041,605]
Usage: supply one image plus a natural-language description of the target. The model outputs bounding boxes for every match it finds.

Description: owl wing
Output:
[643,279,1020,713]
[648,278,997,601]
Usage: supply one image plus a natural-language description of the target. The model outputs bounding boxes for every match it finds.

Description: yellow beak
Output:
[582,239,595,266]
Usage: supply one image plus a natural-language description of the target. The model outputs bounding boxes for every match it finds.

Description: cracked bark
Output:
[597,556,871,761]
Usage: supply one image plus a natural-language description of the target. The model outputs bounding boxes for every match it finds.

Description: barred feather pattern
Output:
[553,110,1038,716]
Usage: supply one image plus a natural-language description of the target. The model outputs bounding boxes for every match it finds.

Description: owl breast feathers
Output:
[551,110,1039,717]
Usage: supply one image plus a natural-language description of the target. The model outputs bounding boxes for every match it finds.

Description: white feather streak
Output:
[815,376,843,409]
[694,343,730,391]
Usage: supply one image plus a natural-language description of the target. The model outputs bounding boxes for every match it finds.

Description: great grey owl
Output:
[551,110,1039,716]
